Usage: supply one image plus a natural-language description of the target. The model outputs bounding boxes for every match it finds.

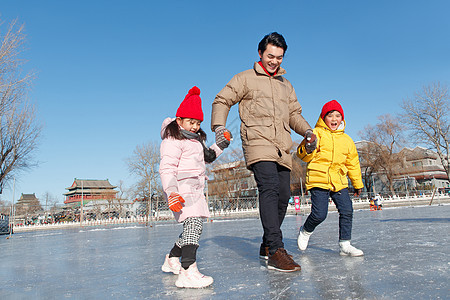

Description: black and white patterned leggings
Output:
[175,217,203,247]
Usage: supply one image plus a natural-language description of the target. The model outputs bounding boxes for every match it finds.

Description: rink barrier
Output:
[10,193,450,232]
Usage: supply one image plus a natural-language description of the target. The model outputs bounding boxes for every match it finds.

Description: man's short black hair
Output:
[258,32,287,54]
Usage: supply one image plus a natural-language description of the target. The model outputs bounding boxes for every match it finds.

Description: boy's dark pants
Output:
[251,161,290,255]
[303,187,353,240]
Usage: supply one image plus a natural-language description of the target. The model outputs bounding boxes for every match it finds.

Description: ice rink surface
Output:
[1,204,449,299]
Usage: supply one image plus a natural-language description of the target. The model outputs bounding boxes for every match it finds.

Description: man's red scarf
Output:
[258,61,277,76]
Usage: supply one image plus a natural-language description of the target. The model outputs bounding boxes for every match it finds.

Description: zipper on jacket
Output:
[270,76,276,125]
[328,131,334,189]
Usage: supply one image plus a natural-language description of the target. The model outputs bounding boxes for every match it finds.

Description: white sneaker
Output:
[297,227,313,251]
[161,254,181,275]
[339,241,364,256]
[175,262,213,288]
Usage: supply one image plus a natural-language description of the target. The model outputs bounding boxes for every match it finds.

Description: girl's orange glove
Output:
[168,193,185,212]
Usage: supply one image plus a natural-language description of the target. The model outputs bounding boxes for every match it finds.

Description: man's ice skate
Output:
[175,262,213,288]
[339,241,364,256]
[267,248,301,272]
[161,254,181,275]
[297,226,313,251]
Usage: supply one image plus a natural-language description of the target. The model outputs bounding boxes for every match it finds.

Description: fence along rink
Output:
[3,190,449,232]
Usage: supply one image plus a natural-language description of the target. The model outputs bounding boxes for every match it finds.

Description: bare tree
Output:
[356,143,377,194]
[126,142,161,221]
[41,191,59,222]
[400,82,450,178]
[359,114,405,192]
[0,19,41,194]
[115,180,128,217]
[0,198,10,214]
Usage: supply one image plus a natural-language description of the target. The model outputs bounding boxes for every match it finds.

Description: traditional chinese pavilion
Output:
[16,193,42,214]
[64,179,118,207]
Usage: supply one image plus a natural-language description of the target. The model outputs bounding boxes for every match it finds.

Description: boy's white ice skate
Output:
[161,254,181,275]
[175,262,213,288]
[339,241,364,256]
[297,227,313,251]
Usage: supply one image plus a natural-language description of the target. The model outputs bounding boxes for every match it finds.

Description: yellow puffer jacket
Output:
[297,117,364,192]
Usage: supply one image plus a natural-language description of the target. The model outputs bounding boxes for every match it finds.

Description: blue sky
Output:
[1,0,449,204]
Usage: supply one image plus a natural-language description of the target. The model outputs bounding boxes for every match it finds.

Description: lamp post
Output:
[9,177,15,238]
[372,174,376,195]
[404,176,409,198]
[300,177,304,198]
[432,174,435,190]
[80,180,84,227]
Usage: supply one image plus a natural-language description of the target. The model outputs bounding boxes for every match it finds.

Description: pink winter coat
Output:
[159,117,222,222]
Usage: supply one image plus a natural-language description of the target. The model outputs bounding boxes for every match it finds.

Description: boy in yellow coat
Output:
[297,100,364,256]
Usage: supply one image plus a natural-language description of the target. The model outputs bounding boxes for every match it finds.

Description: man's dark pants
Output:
[251,161,290,255]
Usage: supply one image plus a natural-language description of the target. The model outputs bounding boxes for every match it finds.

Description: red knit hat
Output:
[321,100,344,120]
[176,86,203,121]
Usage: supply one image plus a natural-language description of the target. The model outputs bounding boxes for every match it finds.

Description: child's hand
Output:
[168,193,185,212]
[354,189,362,197]
[305,130,317,154]
[215,126,232,150]
[223,131,232,141]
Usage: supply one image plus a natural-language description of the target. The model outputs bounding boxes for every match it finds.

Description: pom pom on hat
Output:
[188,86,200,95]
[321,100,344,120]
[176,86,204,121]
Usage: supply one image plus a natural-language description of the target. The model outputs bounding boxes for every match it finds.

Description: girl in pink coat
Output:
[159,86,231,288]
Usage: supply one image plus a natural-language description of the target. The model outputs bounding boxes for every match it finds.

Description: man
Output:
[211,32,316,272]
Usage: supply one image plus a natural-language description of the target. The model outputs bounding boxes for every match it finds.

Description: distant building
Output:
[207,160,257,200]
[64,178,118,207]
[398,146,449,188]
[15,193,42,215]
[355,141,449,193]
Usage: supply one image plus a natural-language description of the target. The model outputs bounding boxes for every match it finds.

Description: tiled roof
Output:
[18,193,38,201]
[66,179,117,190]
[64,189,118,196]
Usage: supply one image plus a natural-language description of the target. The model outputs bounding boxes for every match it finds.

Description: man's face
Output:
[259,44,284,74]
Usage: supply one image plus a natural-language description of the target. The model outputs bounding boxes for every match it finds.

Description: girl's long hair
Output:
[163,119,207,141]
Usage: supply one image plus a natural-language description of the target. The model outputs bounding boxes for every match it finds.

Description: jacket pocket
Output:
[339,166,349,186]
[307,163,329,185]
[244,117,274,142]
[281,121,292,149]
[283,121,291,134]
[178,173,202,195]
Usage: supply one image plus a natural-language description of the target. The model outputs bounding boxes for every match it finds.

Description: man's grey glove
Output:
[215,125,232,150]
[305,129,317,154]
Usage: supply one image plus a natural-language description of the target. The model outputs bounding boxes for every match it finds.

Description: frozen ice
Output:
[1,205,449,299]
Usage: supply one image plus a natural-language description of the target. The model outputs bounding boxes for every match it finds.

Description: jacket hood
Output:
[315,116,346,133]
[161,117,175,139]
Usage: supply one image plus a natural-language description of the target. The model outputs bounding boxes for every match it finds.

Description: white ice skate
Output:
[175,262,213,288]
[161,254,181,275]
[339,241,364,256]
[297,227,313,251]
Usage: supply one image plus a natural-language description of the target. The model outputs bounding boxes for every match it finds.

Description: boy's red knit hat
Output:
[176,86,203,121]
[321,100,344,120]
